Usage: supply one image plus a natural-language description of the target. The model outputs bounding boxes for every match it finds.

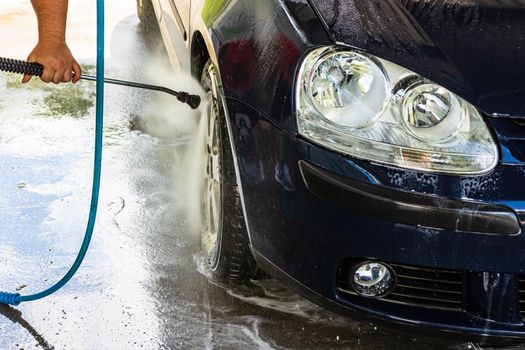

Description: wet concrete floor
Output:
[0,2,504,349]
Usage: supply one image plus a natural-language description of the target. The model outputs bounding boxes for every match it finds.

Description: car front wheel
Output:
[200,61,257,282]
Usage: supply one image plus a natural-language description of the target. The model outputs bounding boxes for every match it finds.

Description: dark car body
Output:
[151,0,525,339]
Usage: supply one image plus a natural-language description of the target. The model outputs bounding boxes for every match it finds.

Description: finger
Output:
[52,71,63,84]
[41,69,54,83]
[62,68,72,83]
[22,74,32,84]
[72,60,81,84]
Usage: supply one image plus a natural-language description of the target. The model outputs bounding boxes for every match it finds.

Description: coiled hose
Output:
[0,57,44,76]
[0,0,106,305]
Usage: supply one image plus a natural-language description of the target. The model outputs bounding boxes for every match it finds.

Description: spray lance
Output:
[0,1,200,306]
[0,58,201,109]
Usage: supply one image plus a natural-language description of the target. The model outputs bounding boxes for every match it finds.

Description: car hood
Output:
[308,0,525,118]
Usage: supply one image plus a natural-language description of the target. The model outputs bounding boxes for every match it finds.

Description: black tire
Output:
[200,61,257,282]
[136,0,156,30]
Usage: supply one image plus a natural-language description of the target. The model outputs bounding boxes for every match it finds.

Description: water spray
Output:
[0,0,200,306]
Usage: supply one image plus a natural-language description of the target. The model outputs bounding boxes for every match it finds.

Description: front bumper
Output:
[299,160,521,236]
[225,97,525,338]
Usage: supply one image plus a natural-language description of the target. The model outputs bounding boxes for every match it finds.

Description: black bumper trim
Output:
[299,161,521,235]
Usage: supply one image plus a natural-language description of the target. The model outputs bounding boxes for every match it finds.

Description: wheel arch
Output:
[190,31,210,80]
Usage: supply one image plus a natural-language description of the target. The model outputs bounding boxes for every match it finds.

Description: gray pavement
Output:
[0,3,474,349]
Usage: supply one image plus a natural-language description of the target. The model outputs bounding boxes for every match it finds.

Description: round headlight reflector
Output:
[396,78,465,143]
[307,52,389,128]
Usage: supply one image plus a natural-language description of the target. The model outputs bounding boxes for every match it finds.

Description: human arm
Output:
[23,0,81,84]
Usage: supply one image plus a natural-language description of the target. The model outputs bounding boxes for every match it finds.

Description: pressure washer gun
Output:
[0,57,201,109]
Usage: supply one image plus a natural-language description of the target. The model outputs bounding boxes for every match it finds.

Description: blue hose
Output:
[0,0,105,306]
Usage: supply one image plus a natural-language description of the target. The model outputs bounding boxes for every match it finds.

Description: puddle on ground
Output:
[194,253,337,323]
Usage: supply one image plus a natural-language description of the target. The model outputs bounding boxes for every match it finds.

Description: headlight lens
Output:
[296,47,498,174]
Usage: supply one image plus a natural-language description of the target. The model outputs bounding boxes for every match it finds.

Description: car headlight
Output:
[296,47,498,174]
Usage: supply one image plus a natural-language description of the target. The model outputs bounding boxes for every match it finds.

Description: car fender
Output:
[188,0,331,132]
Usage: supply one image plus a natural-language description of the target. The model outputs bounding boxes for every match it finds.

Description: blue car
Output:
[137,0,525,340]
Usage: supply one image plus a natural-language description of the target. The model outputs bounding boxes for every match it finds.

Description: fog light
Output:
[351,262,396,298]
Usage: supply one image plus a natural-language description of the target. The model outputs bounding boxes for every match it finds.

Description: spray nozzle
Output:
[176,92,201,110]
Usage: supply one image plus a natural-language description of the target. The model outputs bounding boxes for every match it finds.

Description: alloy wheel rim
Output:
[201,79,222,261]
